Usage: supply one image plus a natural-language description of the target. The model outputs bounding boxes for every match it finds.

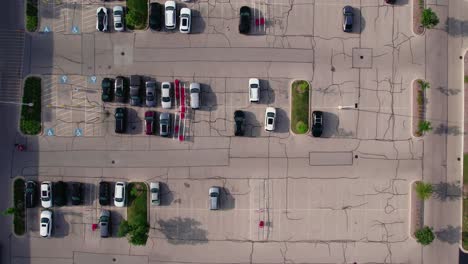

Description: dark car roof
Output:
[150,3,163,30]
[239,6,251,34]
[54,181,67,206]
[98,9,106,31]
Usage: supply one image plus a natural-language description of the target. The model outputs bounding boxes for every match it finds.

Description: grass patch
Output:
[464,154,468,185]
[465,76,468,84]
[20,77,42,135]
[463,199,468,250]
[118,182,149,245]
[291,80,310,134]
[126,0,148,30]
[26,0,38,32]
[13,178,26,236]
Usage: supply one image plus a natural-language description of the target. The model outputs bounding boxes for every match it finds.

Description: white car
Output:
[165,1,176,30]
[209,187,220,210]
[96,7,108,32]
[249,78,260,102]
[150,182,160,206]
[113,6,124,32]
[114,182,126,207]
[190,82,200,109]
[40,181,53,208]
[264,107,276,131]
[179,8,191,33]
[40,210,52,238]
[161,82,172,109]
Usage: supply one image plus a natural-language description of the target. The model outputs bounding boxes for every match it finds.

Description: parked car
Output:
[40,181,53,208]
[343,6,353,32]
[25,180,37,208]
[239,6,251,34]
[165,1,177,30]
[101,77,113,102]
[312,111,323,137]
[71,182,83,205]
[179,8,191,33]
[113,6,124,32]
[159,112,170,137]
[129,75,142,106]
[150,2,163,31]
[209,186,220,210]
[189,82,200,109]
[264,107,276,131]
[161,82,171,109]
[145,81,156,107]
[145,111,155,135]
[384,0,396,3]
[249,78,259,102]
[150,182,160,206]
[99,181,111,206]
[115,107,127,134]
[40,210,52,238]
[99,210,111,238]
[114,182,126,207]
[234,110,246,136]
[96,7,108,32]
[114,76,126,102]
[53,181,66,207]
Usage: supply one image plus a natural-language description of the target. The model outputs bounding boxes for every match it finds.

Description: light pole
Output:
[337,105,355,110]
[0,100,33,107]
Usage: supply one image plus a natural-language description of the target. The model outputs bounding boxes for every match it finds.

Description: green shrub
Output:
[20,77,42,135]
[421,8,439,29]
[26,1,38,32]
[13,179,25,235]
[418,120,432,134]
[118,183,149,246]
[415,181,433,200]
[464,76,468,83]
[296,121,308,134]
[414,226,435,245]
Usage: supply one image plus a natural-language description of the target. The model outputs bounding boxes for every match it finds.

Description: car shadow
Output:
[274,108,290,133]
[159,182,174,206]
[220,187,235,210]
[320,111,339,138]
[259,79,275,105]
[243,110,262,137]
[126,107,143,135]
[199,83,217,111]
[82,182,95,206]
[355,8,366,34]
[190,9,206,34]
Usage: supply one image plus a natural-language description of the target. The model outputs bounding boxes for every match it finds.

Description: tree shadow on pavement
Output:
[157,217,208,244]
[433,182,462,201]
[435,225,461,244]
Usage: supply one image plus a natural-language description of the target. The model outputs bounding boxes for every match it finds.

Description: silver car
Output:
[99,210,111,238]
[209,186,220,210]
[150,182,160,206]
[159,112,170,137]
[145,81,156,107]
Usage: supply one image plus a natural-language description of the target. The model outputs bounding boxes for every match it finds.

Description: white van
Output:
[165,1,176,30]
[190,82,200,109]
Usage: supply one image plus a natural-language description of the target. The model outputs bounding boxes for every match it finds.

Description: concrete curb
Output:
[411,0,426,36]
[289,79,311,136]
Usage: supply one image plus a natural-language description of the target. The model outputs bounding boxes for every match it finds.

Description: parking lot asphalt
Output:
[5,0,466,263]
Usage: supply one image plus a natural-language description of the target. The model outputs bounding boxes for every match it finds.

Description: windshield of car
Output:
[147,95,154,101]
[182,18,188,27]
[162,97,170,102]
[250,84,258,88]
[151,188,159,193]
[267,112,275,118]
[210,192,219,197]
[161,124,167,133]
[191,88,200,93]
[41,218,49,224]
[41,191,49,199]
[115,197,123,202]
[114,10,122,16]
[116,23,123,28]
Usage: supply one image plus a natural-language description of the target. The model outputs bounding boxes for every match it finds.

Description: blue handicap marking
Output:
[89,76,97,83]
[72,26,79,34]
[46,128,54,136]
[75,128,83,137]
[43,26,50,33]
[60,75,68,84]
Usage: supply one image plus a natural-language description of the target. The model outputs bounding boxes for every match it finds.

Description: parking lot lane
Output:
[53,35,83,74]
[189,158,269,179]
[74,252,148,264]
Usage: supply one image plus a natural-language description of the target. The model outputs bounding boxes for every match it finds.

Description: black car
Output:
[54,181,67,206]
[25,180,37,208]
[384,0,396,4]
[342,6,353,32]
[102,78,113,102]
[234,110,246,136]
[99,181,111,206]
[71,182,83,205]
[312,111,323,137]
[149,3,163,31]
[114,76,126,103]
[239,6,251,34]
[115,107,127,134]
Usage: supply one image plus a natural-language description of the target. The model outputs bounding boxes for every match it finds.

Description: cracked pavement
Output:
[3,0,466,263]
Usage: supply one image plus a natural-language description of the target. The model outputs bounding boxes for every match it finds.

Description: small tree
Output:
[417,80,430,90]
[414,226,435,245]
[117,220,130,237]
[418,120,432,134]
[421,8,439,29]
[415,181,433,200]
[2,207,16,216]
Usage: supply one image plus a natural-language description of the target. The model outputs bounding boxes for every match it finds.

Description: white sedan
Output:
[150,182,160,206]
[264,107,276,131]
[113,6,124,32]
[161,82,172,109]
[114,182,126,207]
[40,210,52,238]
[249,78,260,102]
[40,181,53,208]
[179,8,191,33]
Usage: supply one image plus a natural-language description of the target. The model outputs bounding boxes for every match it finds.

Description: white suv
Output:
[114,182,126,207]
[40,210,52,238]
[264,107,276,131]
[113,6,124,32]
[179,8,191,33]
[165,1,176,30]
[249,78,260,102]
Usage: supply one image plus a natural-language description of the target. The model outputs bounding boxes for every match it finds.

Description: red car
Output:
[145,111,155,135]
